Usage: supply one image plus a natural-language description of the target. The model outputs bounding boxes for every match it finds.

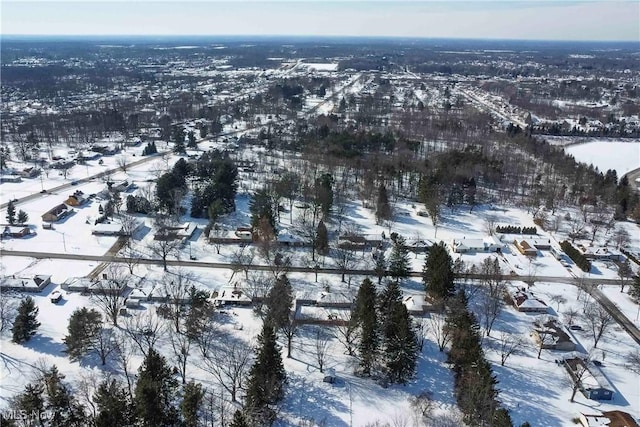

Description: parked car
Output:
[569,325,583,331]
[50,291,62,303]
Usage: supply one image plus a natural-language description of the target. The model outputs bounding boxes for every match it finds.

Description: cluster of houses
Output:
[0,167,40,182]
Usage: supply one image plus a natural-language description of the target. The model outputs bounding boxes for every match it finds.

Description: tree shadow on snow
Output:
[282,372,350,426]
[23,335,66,357]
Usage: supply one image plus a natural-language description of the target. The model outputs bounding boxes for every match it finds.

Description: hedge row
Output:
[560,241,592,272]
[496,225,537,235]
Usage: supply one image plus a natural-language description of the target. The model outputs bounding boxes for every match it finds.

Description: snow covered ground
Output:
[2,140,640,425]
[564,140,640,178]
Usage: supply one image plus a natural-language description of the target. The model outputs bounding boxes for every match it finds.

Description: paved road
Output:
[3,248,639,344]
[586,285,640,345]
[0,150,172,209]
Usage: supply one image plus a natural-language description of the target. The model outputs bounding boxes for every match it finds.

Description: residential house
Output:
[510,286,549,313]
[514,240,538,256]
[41,204,71,222]
[19,167,40,178]
[61,277,127,296]
[294,290,355,326]
[64,190,87,207]
[1,274,51,292]
[211,284,252,307]
[579,411,639,427]
[2,225,32,238]
[0,175,22,183]
[154,222,196,241]
[338,234,383,251]
[531,318,576,351]
[450,237,502,253]
[403,294,429,316]
[564,357,614,401]
[578,245,623,262]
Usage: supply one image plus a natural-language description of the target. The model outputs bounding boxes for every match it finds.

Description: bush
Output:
[496,225,537,235]
[560,241,592,272]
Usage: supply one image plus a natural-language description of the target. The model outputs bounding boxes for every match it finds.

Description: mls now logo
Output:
[2,409,54,421]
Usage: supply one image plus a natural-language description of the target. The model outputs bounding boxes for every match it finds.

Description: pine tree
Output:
[42,366,87,426]
[245,323,286,424]
[375,184,392,225]
[13,383,44,423]
[187,130,197,149]
[354,278,378,376]
[314,173,333,219]
[422,242,455,302]
[388,234,411,280]
[382,301,418,384]
[17,210,28,224]
[230,409,250,427]
[11,296,40,343]
[374,250,387,284]
[134,348,180,427]
[6,200,16,225]
[63,307,102,360]
[264,275,293,329]
[94,378,135,427]
[180,381,204,427]
[315,219,329,256]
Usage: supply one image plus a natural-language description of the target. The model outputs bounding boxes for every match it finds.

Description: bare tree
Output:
[617,260,634,293]
[93,327,116,365]
[332,309,359,356]
[333,244,357,283]
[279,315,299,359]
[169,327,192,384]
[245,272,271,315]
[415,317,429,352]
[410,391,435,426]
[202,389,234,427]
[76,371,101,421]
[566,358,590,402]
[429,314,451,352]
[210,225,225,255]
[230,245,256,280]
[562,308,580,326]
[91,264,129,327]
[0,291,17,334]
[201,336,252,402]
[624,350,640,375]
[113,329,135,398]
[479,257,505,337]
[160,269,193,334]
[582,302,614,348]
[550,294,567,312]
[612,226,631,249]
[147,237,181,271]
[484,216,497,236]
[123,310,165,357]
[495,332,523,366]
[116,155,128,172]
[314,327,331,373]
[121,245,141,275]
[532,315,556,359]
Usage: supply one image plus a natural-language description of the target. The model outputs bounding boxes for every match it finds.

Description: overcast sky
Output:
[2,1,639,41]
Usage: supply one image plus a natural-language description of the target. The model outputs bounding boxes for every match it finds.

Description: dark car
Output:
[569,325,583,331]
[71,181,79,185]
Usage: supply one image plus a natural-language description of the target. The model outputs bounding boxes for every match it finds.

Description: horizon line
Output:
[2,34,639,44]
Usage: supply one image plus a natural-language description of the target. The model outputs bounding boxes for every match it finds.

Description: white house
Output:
[450,237,502,253]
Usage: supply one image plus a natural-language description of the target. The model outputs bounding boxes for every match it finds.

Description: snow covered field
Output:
[564,140,640,178]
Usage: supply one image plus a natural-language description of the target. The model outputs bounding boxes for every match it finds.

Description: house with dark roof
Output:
[531,317,576,351]
[41,204,71,222]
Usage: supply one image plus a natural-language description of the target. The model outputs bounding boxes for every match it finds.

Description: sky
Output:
[2,1,639,41]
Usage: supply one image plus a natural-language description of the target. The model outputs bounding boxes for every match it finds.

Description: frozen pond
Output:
[564,140,640,178]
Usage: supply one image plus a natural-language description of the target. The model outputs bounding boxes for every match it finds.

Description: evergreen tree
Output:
[388,234,411,280]
[374,250,387,285]
[180,381,204,427]
[6,200,16,225]
[11,296,40,343]
[187,130,197,149]
[63,307,102,360]
[17,210,28,224]
[42,366,87,426]
[134,348,180,427]
[264,275,293,329]
[13,383,44,424]
[354,278,378,376]
[250,188,277,232]
[315,219,329,256]
[314,173,334,218]
[375,184,392,225]
[630,274,640,302]
[94,378,135,427]
[382,297,418,383]
[422,242,455,301]
[230,409,250,427]
[245,323,286,425]
[172,125,186,154]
